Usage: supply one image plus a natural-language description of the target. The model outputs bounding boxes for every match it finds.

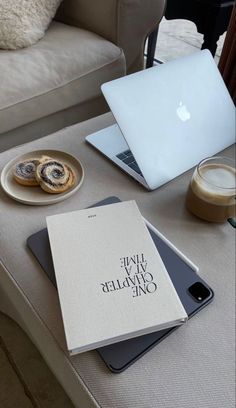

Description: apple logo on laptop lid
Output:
[177,101,191,122]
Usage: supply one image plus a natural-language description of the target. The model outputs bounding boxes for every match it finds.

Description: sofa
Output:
[0,0,166,152]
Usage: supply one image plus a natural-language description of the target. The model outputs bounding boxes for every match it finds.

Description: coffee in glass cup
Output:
[186,156,236,223]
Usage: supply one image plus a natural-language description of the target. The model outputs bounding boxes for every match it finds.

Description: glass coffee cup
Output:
[186,156,236,223]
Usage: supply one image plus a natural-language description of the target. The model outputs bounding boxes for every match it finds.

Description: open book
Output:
[47,200,188,355]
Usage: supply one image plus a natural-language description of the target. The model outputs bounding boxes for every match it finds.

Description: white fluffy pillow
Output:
[0,0,62,50]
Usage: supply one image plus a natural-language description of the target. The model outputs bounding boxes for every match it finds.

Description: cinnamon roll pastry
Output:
[40,155,53,162]
[36,159,75,194]
[14,158,41,186]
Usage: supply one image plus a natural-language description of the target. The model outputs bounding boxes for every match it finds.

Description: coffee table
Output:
[0,113,235,408]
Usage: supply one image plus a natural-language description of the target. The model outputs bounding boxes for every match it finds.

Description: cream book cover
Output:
[47,201,188,355]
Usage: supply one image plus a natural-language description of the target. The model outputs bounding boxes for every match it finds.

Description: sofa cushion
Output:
[0,0,62,50]
[0,21,125,134]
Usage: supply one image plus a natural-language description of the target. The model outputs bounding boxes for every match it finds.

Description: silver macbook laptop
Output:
[86,50,235,190]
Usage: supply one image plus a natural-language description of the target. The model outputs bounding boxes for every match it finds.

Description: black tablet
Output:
[27,196,214,373]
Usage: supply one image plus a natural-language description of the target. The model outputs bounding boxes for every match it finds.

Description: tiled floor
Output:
[0,18,225,408]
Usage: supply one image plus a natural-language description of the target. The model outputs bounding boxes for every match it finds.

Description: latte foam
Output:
[192,163,236,205]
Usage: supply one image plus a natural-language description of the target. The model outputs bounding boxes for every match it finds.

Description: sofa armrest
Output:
[55,0,166,73]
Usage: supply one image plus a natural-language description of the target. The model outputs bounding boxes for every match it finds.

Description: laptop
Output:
[86,50,235,190]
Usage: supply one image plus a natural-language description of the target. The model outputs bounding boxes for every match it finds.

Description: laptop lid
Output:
[101,50,235,190]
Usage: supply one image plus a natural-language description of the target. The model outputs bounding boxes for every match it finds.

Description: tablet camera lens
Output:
[188,282,211,302]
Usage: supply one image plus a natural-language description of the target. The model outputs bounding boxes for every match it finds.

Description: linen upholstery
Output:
[0,0,166,152]
[0,113,235,408]
[0,98,108,153]
[56,0,166,74]
[0,22,125,135]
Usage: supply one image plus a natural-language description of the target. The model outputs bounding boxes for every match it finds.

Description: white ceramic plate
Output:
[0,150,84,205]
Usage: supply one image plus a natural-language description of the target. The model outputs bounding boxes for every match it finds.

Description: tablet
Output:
[27,196,214,373]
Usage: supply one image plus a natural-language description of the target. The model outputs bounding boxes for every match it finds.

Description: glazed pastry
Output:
[40,155,53,162]
[36,159,75,193]
[13,158,41,186]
